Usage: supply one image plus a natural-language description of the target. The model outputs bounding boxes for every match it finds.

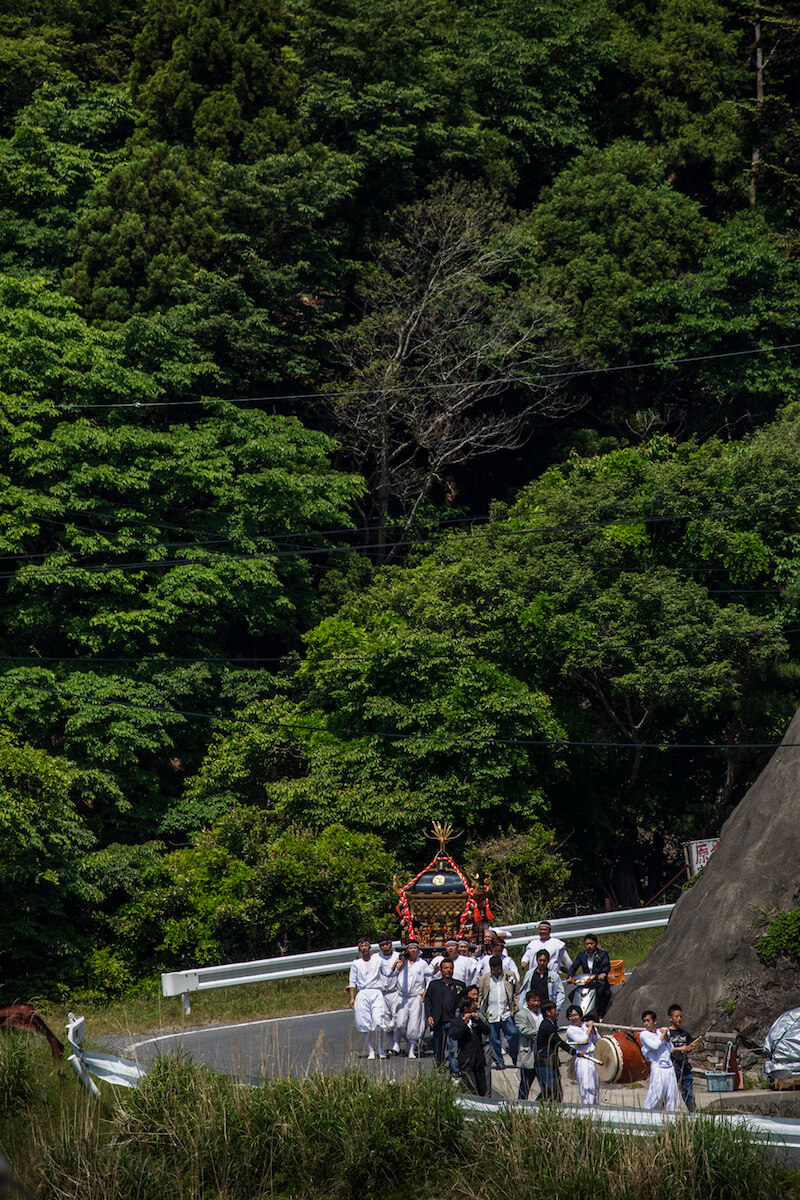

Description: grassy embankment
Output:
[1,1040,798,1200]
[34,927,665,1039]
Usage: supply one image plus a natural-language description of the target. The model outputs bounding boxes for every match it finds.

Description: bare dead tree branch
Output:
[329,178,584,557]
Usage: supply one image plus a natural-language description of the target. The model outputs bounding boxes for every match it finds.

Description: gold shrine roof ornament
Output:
[429,820,457,852]
[394,824,493,949]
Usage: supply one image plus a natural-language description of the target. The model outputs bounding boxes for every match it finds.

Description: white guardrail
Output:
[457,1097,800,1160]
[66,1013,146,1095]
[162,904,675,1014]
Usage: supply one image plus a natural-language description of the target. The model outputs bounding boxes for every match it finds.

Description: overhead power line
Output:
[0,676,791,752]
[6,339,800,411]
[4,494,800,576]
[0,623,793,669]
[17,483,800,556]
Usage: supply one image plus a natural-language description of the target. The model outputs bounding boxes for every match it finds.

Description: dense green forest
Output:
[3,0,800,999]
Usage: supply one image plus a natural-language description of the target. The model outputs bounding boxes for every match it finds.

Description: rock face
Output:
[608,708,800,1048]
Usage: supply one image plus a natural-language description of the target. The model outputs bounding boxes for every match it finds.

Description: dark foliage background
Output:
[2,0,800,996]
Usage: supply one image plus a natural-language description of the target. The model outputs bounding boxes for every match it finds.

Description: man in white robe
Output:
[640,1010,681,1111]
[391,941,430,1058]
[347,938,386,1059]
[429,940,459,976]
[520,920,572,977]
[453,939,480,988]
[377,935,400,1043]
[475,936,519,982]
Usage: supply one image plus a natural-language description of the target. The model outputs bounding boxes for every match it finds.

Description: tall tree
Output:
[331,178,572,555]
[607,0,746,201]
[0,83,132,277]
[531,140,709,366]
[0,734,96,994]
[130,0,298,160]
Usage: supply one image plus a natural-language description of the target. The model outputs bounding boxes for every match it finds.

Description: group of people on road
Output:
[347,920,700,1111]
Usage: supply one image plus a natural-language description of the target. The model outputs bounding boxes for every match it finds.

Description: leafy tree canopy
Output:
[131,0,298,160]
[114,812,397,969]
[0,733,96,994]
[531,140,709,363]
[0,83,133,276]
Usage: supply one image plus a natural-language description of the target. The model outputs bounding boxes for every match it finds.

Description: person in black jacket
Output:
[424,958,464,1070]
[567,934,612,1019]
[536,1001,579,1101]
[450,994,490,1096]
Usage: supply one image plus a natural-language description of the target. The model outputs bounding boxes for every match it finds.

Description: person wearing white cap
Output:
[390,941,431,1058]
[520,920,572,977]
[453,939,480,988]
[475,934,519,982]
[347,937,386,1059]
[430,940,459,976]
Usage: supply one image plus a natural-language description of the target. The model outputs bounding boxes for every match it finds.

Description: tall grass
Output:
[0,1028,47,1115]
[22,1058,799,1200]
[454,1105,798,1200]
[33,1058,464,1200]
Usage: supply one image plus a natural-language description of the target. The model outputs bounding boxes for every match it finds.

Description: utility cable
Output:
[0,676,791,752]
[4,495,800,575]
[6,340,800,411]
[0,623,793,669]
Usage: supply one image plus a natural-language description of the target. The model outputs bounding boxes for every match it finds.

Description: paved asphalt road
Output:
[116,981,599,1080]
[120,1008,436,1081]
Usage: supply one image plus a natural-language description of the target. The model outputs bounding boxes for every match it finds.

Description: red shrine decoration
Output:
[394,822,493,949]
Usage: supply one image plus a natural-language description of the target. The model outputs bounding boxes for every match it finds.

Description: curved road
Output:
[121,1008,432,1081]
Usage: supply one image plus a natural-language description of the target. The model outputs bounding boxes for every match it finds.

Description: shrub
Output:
[466,825,571,921]
[754,908,800,965]
[114,814,398,970]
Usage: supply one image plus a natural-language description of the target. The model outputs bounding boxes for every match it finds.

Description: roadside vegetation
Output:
[1,1042,796,1200]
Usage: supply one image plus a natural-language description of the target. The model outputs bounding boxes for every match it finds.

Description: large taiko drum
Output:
[594,1032,649,1084]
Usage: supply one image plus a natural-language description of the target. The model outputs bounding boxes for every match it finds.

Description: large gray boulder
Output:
[608,708,800,1046]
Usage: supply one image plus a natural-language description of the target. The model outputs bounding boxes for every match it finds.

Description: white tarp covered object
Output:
[763,1006,800,1080]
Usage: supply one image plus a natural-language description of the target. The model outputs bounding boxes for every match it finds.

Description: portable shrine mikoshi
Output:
[593,1030,649,1085]
[394,822,492,953]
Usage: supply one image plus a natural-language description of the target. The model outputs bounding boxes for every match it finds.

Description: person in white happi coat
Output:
[565,1005,600,1105]
[639,1010,681,1111]
[390,941,430,1058]
[520,920,572,977]
[429,940,459,976]
[347,937,386,1059]
[376,935,400,1040]
[475,936,519,983]
[453,939,480,988]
